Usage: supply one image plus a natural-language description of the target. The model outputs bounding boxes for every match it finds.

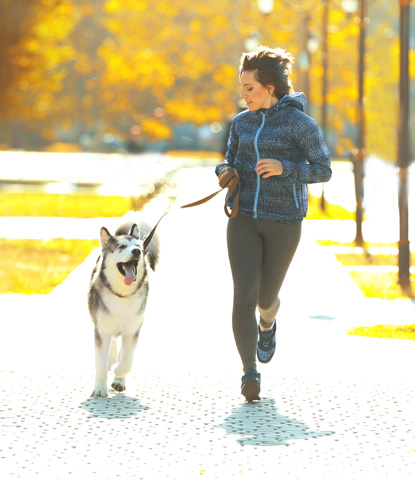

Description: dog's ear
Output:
[129,223,140,239]
[100,227,113,248]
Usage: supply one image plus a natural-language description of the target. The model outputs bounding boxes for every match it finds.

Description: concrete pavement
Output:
[0,166,414,479]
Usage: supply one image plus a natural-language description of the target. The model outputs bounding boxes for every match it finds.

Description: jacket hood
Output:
[277,92,307,112]
[252,92,307,115]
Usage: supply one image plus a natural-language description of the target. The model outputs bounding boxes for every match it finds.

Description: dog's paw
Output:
[111,377,126,393]
[91,383,108,397]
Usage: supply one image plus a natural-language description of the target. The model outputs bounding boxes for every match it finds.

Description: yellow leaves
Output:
[189,20,202,33]
[213,64,238,89]
[164,98,222,125]
[105,0,147,14]
[1,0,408,151]
[211,13,229,29]
[105,0,122,13]
[34,0,76,41]
[75,53,93,75]
[141,119,172,141]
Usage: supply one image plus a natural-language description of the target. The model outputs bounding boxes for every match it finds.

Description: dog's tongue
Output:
[123,263,136,286]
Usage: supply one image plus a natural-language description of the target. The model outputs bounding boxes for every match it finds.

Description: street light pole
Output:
[320,0,329,211]
[354,0,366,247]
[398,0,411,286]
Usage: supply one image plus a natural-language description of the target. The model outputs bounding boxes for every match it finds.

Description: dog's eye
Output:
[118,245,127,251]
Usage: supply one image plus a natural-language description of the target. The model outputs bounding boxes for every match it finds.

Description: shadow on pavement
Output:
[216,398,334,447]
[80,392,150,419]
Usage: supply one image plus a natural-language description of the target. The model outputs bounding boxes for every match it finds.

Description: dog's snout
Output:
[131,247,141,258]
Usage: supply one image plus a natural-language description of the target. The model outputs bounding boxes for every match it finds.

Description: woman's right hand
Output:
[219,166,239,189]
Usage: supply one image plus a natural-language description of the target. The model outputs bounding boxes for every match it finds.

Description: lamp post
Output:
[341,0,365,247]
[320,0,329,211]
[398,0,411,286]
[355,0,367,247]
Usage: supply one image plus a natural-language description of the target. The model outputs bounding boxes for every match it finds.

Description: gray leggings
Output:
[227,214,301,373]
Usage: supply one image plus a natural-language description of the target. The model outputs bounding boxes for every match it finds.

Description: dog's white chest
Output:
[97,290,146,336]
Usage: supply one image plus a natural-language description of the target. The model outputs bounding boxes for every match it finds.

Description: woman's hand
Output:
[257,159,283,178]
[219,166,239,188]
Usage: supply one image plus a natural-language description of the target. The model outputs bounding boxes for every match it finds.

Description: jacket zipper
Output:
[253,112,266,219]
[293,184,299,208]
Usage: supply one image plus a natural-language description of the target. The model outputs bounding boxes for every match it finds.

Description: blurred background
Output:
[0,0,413,157]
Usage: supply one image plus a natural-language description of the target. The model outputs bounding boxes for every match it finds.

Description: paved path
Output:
[1,166,414,479]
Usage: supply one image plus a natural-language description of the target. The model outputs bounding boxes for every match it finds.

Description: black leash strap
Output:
[143,171,239,250]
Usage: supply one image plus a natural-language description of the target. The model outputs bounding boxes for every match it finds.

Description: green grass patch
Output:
[0,238,99,294]
[306,194,355,220]
[348,324,415,341]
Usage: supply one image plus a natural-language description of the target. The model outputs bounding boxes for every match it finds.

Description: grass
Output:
[317,240,414,300]
[318,239,414,341]
[0,184,168,218]
[0,238,99,294]
[0,192,131,217]
[348,324,415,341]
[306,194,355,220]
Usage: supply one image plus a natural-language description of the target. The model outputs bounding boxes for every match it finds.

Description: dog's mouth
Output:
[117,261,138,286]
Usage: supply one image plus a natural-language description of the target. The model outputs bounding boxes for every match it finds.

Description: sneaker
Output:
[241,371,261,402]
[257,321,276,364]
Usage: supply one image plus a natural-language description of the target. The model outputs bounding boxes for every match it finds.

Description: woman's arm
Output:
[215,120,239,176]
[279,117,332,184]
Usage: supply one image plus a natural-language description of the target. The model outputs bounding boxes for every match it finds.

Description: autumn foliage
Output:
[0,0,413,160]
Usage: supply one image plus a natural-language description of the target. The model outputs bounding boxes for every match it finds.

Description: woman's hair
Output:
[239,46,294,100]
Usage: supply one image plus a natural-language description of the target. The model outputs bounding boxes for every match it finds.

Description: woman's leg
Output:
[227,215,262,373]
[257,221,302,326]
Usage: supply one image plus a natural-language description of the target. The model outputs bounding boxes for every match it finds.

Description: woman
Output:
[216,46,332,402]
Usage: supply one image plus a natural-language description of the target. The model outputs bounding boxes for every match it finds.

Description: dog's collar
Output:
[99,270,147,298]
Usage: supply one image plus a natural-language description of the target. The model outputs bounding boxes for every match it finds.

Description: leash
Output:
[143,167,239,250]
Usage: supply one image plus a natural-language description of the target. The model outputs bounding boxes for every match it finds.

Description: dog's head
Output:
[100,224,145,286]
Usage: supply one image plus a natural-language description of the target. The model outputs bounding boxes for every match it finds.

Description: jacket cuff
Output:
[280,160,293,177]
[215,162,227,176]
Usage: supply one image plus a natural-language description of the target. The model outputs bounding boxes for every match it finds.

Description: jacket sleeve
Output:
[279,116,332,184]
[215,120,238,176]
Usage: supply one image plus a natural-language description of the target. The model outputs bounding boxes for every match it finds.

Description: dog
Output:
[88,218,159,397]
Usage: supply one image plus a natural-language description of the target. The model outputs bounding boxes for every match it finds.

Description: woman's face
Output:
[240,70,275,111]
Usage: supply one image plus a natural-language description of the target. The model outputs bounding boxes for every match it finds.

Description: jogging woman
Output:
[216,46,332,402]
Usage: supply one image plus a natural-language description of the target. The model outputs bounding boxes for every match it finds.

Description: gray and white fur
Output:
[88,219,159,397]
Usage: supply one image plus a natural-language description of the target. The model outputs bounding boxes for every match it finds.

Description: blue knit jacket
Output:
[215,92,332,223]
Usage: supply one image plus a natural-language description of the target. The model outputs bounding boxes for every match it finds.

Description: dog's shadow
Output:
[80,391,150,419]
[216,398,334,446]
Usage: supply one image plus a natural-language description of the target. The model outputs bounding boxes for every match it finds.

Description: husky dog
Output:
[88,219,159,397]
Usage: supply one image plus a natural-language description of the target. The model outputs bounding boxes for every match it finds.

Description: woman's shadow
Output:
[79,391,150,419]
[216,398,334,446]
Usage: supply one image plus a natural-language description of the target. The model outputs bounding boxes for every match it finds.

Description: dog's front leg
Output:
[111,333,139,391]
[91,332,111,397]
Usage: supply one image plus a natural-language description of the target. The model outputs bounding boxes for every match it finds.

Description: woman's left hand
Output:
[256,159,283,178]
